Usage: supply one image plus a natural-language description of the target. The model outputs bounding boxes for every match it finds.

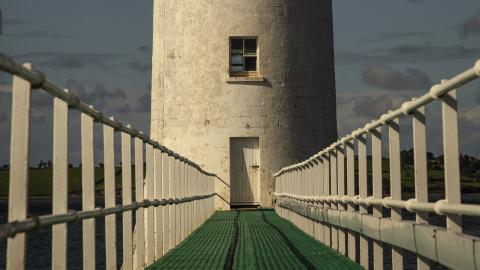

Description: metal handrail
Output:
[0,53,216,177]
[0,193,216,240]
[273,192,480,217]
[273,59,480,177]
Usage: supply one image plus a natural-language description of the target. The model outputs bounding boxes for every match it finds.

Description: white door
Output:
[230,138,260,206]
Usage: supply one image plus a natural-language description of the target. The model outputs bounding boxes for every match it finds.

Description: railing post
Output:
[103,120,117,270]
[330,150,338,251]
[145,143,155,265]
[441,82,462,232]
[317,157,325,244]
[322,154,331,247]
[174,158,180,246]
[412,104,430,270]
[7,63,32,270]
[180,161,186,242]
[346,140,356,262]
[81,112,96,270]
[134,137,145,269]
[337,144,346,256]
[52,93,69,270]
[121,128,133,270]
[162,152,171,253]
[154,147,163,259]
[372,127,383,269]
[358,133,369,268]
[388,116,403,270]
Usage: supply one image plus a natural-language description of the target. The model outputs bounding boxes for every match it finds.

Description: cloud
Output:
[13,52,124,70]
[2,18,29,27]
[136,93,150,113]
[362,66,431,90]
[0,113,7,122]
[114,104,132,114]
[353,95,408,119]
[5,30,67,39]
[337,44,480,64]
[363,32,428,42]
[31,91,53,109]
[460,14,480,38]
[128,59,150,73]
[65,79,127,108]
[137,46,151,55]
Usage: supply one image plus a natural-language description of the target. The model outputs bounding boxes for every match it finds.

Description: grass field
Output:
[0,167,133,197]
[0,160,479,197]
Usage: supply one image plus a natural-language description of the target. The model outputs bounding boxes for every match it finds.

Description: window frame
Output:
[229,37,259,78]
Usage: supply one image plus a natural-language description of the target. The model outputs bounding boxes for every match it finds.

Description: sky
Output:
[0,0,480,165]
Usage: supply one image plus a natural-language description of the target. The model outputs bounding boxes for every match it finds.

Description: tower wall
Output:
[151,0,337,209]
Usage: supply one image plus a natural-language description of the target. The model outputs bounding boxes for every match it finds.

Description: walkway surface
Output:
[148,209,362,270]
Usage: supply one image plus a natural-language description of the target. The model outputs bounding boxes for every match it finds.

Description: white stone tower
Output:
[151,0,337,209]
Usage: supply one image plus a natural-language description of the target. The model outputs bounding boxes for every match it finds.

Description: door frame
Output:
[229,137,261,207]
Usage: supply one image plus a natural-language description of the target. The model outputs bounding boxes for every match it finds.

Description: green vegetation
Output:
[0,167,133,197]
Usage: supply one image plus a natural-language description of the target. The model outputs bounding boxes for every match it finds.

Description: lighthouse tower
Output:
[151,0,337,209]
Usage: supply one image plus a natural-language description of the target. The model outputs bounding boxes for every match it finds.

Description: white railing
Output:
[273,59,480,270]
[0,53,217,270]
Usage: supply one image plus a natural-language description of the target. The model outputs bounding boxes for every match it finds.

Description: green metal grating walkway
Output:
[148,209,362,270]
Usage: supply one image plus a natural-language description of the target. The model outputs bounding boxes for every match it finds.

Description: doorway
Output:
[230,137,260,207]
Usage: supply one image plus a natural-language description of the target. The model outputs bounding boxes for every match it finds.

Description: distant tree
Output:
[68,163,74,169]
[38,160,45,169]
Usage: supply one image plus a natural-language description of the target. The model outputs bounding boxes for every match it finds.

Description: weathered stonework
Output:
[151,0,337,209]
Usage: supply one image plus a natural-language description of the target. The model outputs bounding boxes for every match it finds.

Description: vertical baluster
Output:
[311,160,318,240]
[145,143,155,265]
[134,137,145,269]
[337,144,346,256]
[346,140,356,262]
[162,152,171,253]
[121,128,133,270]
[180,160,185,242]
[174,158,180,246]
[412,104,430,270]
[181,161,186,241]
[317,157,325,244]
[189,167,194,234]
[316,157,325,244]
[154,147,163,259]
[81,112,95,270]
[193,169,197,230]
[388,117,403,270]
[7,63,32,270]
[52,94,68,270]
[308,160,317,238]
[330,150,338,251]
[103,121,116,270]
[441,83,462,232]
[372,127,383,269]
[170,155,177,250]
[358,133,369,268]
[184,165,189,237]
[323,154,331,247]
[301,165,306,231]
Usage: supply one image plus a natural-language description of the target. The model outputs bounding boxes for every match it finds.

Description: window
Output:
[230,37,258,77]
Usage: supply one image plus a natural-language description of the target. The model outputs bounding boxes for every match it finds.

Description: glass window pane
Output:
[244,39,257,54]
[245,57,257,71]
[231,65,244,72]
[231,54,244,65]
[231,38,243,51]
